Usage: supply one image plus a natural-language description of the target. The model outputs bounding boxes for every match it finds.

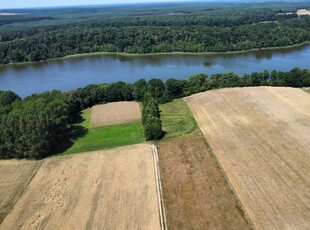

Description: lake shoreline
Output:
[1,41,309,68]
[1,42,309,98]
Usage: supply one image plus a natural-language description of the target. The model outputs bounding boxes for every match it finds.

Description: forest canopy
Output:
[0,2,310,64]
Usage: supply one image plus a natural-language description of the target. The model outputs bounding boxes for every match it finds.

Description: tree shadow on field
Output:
[68,124,88,142]
[55,113,88,154]
[160,130,167,139]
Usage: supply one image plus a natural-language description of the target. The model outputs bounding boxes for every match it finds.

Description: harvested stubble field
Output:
[0,160,41,224]
[91,101,141,127]
[185,87,310,230]
[1,144,161,230]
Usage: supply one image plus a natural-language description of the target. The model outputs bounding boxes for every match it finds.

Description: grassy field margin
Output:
[159,99,198,140]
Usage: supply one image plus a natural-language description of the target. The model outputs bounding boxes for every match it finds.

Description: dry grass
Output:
[185,87,310,230]
[0,160,41,224]
[1,144,161,230]
[157,135,250,230]
[91,102,141,127]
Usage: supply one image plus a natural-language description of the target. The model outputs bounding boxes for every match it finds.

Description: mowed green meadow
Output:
[63,99,197,154]
[159,99,197,140]
[63,109,144,155]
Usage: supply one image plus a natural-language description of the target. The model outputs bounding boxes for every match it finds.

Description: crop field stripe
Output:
[185,87,310,229]
[185,98,255,227]
[151,144,167,230]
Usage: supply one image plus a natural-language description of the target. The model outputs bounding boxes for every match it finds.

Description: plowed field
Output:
[1,144,161,230]
[185,87,310,230]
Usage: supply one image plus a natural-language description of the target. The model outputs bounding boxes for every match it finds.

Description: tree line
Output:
[0,67,309,159]
[1,4,310,64]
[142,93,164,140]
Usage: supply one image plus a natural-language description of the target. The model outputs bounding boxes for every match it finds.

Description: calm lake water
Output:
[1,45,310,97]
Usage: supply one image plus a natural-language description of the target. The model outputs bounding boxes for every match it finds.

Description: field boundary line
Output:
[0,160,43,224]
[184,98,255,230]
[202,135,256,230]
[151,144,168,230]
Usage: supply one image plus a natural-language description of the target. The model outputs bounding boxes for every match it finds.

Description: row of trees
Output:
[0,67,309,159]
[67,67,310,111]
[67,82,133,112]
[142,93,164,140]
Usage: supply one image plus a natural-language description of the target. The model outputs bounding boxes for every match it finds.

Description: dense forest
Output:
[0,67,309,159]
[0,90,71,158]
[0,2,310,64]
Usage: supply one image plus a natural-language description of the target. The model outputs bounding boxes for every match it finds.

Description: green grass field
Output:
[159,99,197,140]
[63,99,196,154]
[63,109,144,155]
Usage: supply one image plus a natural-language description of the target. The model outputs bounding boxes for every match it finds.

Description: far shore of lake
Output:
[1,41,309,68]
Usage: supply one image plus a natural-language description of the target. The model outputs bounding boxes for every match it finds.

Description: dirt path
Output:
[151,145,167,230]
[185,87,310,230]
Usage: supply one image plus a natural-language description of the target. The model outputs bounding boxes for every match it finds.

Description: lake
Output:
[1,45,310,97]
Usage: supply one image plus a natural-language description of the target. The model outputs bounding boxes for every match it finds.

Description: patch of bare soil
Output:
[157,135,251,230]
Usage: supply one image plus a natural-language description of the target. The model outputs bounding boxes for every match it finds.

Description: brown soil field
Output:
[91,101,141,127]
[157,134,251,230]
[185,87,310,230]
[297,9,310,16]
[1,144,161,230]
[0,160,41,224]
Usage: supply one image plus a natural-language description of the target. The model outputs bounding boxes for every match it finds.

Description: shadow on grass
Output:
[160,130,167,140]
[70,112,85,124]
[55,114,88,155]
[153,130,167,141]
[69,124,89,141]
